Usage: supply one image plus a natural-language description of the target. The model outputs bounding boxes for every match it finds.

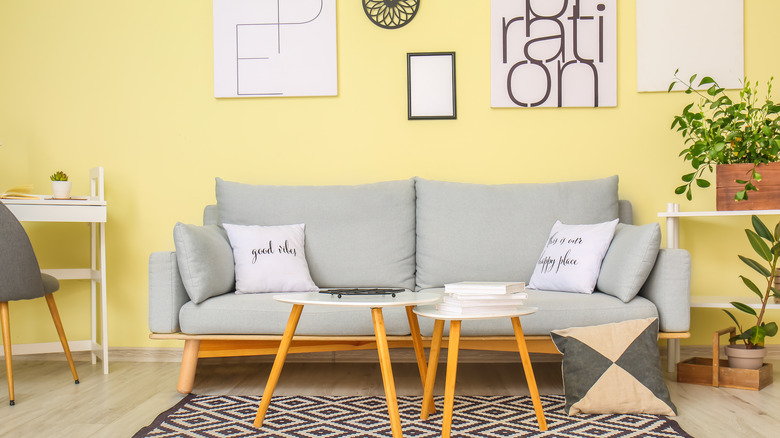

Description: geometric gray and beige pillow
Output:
[551,318,677,416]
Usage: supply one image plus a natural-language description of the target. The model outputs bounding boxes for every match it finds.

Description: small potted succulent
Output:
[669,71,780,209]
[50,170,71,199]
[723,215,779,369]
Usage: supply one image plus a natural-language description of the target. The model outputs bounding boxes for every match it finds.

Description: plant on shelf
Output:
[722,215,779,367]
[50,170,68,181]
[669,71,780,201]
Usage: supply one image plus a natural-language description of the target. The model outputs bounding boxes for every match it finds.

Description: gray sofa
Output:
[149,176,691,393]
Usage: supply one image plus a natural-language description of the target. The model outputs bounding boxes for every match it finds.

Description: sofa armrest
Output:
[638,248,691,333]
[149,251,190,333]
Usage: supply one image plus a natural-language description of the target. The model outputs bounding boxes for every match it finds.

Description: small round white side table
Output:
[413,305,548,437]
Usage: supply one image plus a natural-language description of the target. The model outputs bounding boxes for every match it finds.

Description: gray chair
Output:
[0,201,79,406]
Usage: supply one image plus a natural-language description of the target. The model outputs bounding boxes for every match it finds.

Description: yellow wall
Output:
[1,1,778,348]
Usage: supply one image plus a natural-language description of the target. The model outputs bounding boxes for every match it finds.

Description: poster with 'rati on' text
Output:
[491,0,616,108]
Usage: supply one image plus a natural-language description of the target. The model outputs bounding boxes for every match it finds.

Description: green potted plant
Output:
[50,170,71,199]
[723,215,779,369]
[669,71,780,209]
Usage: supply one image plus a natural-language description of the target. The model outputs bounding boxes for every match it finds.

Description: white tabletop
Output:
[413,304,538,320]
[1,196,106,206]
[3,197,107,223]
[273,291,442,308]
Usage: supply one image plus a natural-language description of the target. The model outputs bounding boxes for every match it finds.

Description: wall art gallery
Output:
[491,0,616,108]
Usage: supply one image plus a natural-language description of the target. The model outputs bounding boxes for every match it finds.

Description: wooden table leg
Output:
[442,319,461,438]
[372,307,403,438]
[406,306,435,415]
[421,319,444,419]
[511,316,547,431]
[253,304,304,428]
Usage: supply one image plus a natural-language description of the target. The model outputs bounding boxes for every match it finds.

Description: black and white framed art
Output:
[407,52,457,120]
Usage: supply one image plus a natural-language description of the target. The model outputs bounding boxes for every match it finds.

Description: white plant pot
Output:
[724,344,767,369]
[51,181,72,199]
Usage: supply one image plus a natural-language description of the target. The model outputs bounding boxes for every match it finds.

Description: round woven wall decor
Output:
[362,0,420,29]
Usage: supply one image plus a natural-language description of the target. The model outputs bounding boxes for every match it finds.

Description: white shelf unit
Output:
[658,203,780,369]
[690,296,780,310]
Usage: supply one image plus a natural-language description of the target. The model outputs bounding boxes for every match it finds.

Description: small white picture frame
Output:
[407,52,457,120]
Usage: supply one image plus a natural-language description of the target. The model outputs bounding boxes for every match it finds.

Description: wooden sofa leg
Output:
[177,339,201,394]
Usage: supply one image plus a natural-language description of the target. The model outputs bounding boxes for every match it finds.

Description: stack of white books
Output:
[436,281,527,314]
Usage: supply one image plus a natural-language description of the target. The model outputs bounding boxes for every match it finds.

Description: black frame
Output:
[407,52,457,120]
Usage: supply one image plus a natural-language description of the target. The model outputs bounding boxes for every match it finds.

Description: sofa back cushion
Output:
[216,178,416,290]
[415,176,620,289]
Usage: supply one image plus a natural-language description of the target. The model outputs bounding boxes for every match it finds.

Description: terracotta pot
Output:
[716,162,780,211]
[724,344,767,369]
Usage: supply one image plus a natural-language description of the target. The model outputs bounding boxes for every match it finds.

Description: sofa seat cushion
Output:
[216,178,416,290]
[415,288,658,337]
[414,176,619,289]
[178,292,414,336]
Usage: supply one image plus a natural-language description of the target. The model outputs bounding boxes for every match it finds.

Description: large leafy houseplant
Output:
[669,72,780,201]
[724,215,780,348]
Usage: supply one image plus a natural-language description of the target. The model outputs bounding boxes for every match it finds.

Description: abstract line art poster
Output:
[491,0,616,108]
[213,0,337,98]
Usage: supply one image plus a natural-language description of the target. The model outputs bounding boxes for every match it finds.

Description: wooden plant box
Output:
[677,357,773,390]
[676,327,774,390]
[716,162,780,211]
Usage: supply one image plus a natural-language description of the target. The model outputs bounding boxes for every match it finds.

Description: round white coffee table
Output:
[413,305,548,436]
[253,291,441,438]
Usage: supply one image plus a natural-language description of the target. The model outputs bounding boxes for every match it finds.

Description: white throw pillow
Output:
[528,219,619,294]
[223,223,319,293]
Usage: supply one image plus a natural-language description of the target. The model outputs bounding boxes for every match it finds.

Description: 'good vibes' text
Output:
[251,240,298,263]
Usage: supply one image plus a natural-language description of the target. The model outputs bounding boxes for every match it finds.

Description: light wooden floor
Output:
[1,350,778,437]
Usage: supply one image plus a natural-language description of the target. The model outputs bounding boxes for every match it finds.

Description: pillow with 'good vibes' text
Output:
[223,223,319,293]
[528,219,619,294]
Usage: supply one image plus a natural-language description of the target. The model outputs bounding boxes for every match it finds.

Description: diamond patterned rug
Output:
[133,394,692,437]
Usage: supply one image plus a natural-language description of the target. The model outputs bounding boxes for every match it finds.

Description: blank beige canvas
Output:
[636,0,743,92]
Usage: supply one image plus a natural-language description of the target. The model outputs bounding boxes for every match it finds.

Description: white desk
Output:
[1,167,109,374]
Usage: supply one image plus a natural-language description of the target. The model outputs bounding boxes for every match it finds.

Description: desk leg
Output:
[511,317,547,431]
[421,319,444,420]
[372,307,403,438]
[442,320,461,438]
[99,222,108,374]
[90,221,98,366]
[406,306,435,415]
[253,304,304,428]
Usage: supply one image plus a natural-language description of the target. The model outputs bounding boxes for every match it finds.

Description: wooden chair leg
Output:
[1,302,15,405]
[44,294,79,384]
